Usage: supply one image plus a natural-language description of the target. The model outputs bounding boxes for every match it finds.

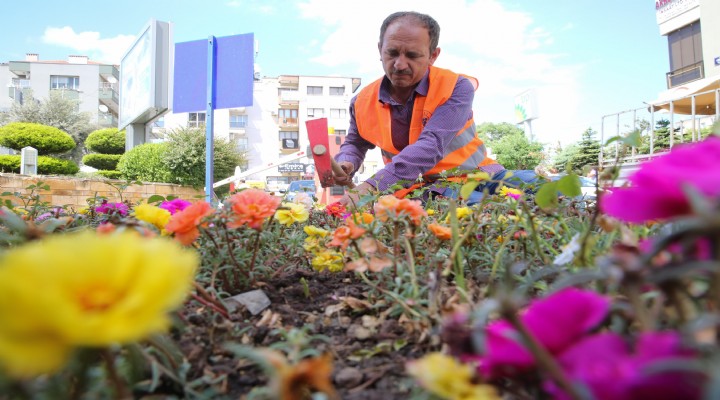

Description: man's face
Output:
[379,18,440,90]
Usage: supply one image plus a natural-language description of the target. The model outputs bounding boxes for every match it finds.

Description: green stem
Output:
[101,349,131,400]
[401,235,419,298]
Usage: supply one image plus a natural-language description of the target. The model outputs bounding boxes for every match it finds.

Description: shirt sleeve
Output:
[370,76,475,192]
[336,96,375,174]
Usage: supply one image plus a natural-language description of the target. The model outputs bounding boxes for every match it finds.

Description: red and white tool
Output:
[306,118,354,189]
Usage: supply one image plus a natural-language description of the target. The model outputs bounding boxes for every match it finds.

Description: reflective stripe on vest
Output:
[354,66,497,180]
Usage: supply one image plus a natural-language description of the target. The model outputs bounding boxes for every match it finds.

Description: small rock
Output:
[348,324,372,340]
[335,367,363,387]
[226,289,271,315]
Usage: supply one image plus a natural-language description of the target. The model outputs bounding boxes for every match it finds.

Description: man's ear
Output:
[429,47,441,65]
[377,42,382,57]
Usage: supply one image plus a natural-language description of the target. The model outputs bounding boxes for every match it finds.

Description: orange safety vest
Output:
[354,66,498,188]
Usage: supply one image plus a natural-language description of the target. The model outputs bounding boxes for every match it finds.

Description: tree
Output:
[490,131,545,170]
[477,122,524,142]
[553,143,580,173]
[1,90,94,165]
[571,128,601,172]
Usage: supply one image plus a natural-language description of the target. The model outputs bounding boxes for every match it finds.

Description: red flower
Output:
[165,201,214,245]
[325,202,347,218]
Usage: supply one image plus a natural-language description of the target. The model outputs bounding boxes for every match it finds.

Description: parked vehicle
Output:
[284,180,316,202]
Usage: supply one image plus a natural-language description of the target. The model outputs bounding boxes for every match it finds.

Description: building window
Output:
[307,86,323,95]
[667,22,703,87]
[335,129,347,136]
[330,185,345,196]
[236,137,249,151]
[280,131,299,149]
[329,108,347,119]
[329,86,345,96]
[188,112,206,128]
[279,88,299,101]
[278,109,298,124]
[230,114,248,128]
[307,108,324,117]
[153,117,165,128]
[50,75,80,90]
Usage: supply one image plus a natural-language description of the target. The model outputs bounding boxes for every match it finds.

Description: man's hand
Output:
[339,182,374,207]
[333,161,355,187]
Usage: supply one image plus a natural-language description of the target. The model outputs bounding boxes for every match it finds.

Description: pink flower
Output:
[159,198,192,215]
[95,201,129,216]
[544,332,702,400]
[479,288,610,379]
[601,137,720,224]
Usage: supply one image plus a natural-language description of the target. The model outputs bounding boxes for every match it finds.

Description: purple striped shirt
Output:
[337,70,503,192]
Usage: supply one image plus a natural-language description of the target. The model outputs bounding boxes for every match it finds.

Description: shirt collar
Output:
[378,69,430,105]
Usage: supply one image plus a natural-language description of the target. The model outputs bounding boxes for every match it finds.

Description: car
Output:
[284,180,317,202]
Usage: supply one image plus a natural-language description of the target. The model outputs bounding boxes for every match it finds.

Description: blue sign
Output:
[715,56,720,66]
[173,33,254,113]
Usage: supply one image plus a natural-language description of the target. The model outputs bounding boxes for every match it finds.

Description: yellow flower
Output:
[406,353,499,400]
[426,209,436,216]
[303,236,323,254]
[274,202,309,226]
[134,203,172,230]
[0,231,198,377]
[499,186,523,200]
[77,206,90,215]
[304,225,329,238]
[444,206,472,223]
[311,250,344,273]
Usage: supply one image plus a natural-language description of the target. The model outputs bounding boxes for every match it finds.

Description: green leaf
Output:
[459,180,481,201]
[623,130,643,147]
[604,135,622,146]
[147,195,166,204]
[556,174,581,197]
[535,181,559,209]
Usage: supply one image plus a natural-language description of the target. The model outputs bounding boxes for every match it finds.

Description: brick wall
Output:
[0,173,204,209]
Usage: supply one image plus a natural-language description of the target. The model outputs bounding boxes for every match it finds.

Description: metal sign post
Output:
[205,36,217,202]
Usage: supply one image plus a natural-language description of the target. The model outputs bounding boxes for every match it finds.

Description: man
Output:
[333,11,510,206]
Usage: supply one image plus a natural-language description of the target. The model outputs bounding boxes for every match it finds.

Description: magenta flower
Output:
[94,201,129,216]
[544,332,702,400]
[601,137,720,224]
[159,198,192,215]
[478,288,610,379]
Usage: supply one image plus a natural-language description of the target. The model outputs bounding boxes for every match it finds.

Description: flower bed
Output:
[1,136,719,399]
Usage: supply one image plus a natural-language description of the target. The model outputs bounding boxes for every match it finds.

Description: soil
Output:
[173,269,440,399]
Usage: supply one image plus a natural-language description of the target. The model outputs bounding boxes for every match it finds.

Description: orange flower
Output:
[428,223,452,240]
[349,212,374,224]
[227,189,281,230]
[374,195,427,226]
[96,222,116,235]
[261,350,338,400]
[328,220,366,250]
[165,201,214,245]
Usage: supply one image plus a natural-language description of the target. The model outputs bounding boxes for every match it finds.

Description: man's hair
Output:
[379,11,440,53]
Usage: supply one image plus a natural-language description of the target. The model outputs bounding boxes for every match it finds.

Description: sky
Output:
[1,0,669,146]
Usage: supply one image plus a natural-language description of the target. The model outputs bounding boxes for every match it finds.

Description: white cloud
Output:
[295,0,587,145]
[42,26,136,65]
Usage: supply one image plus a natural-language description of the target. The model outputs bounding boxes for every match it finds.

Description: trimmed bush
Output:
[0,122,76,155]
[0,155,78,175]
[82,154,122,170]
[38,156,79,175]
[0,155,21,173]
[97,170,123,179]
[85,128,126,154]
[117,142,171,183]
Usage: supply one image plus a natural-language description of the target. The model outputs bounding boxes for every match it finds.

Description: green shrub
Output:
[97,170,123,179]
[38,156,79,175]
[163,127,245,188]
[117,142,171,183]
[0,155,79,175]
[0,155,21,172]
[0,122,76,155]
[85,128,126,154]
[82,154,122,170]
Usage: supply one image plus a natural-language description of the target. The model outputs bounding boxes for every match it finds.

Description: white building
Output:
[0,53,119,127]
[155,74,380,192]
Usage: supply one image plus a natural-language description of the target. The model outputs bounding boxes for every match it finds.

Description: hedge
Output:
[117,143,170,183]
[0,155,78,175]
[0,122,76,155]
[85,128,126,154]
[82,154,122,170]
[97,170,123,179]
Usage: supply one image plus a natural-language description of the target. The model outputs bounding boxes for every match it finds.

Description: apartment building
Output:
[0,53,120,127]
[652,0,720,116]
[155,74,378,192]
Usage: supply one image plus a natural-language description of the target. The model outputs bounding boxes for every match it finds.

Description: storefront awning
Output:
[649,77,720,115]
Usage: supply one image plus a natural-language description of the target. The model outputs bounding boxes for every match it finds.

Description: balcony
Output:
[98,82,119,114]
[279,117,298,128]
[50,88,80,100]
[99,65,119,82]
[7,86,32,103]
[8,61,30,77]
[667,61,704,88]
[97,112,118,127]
